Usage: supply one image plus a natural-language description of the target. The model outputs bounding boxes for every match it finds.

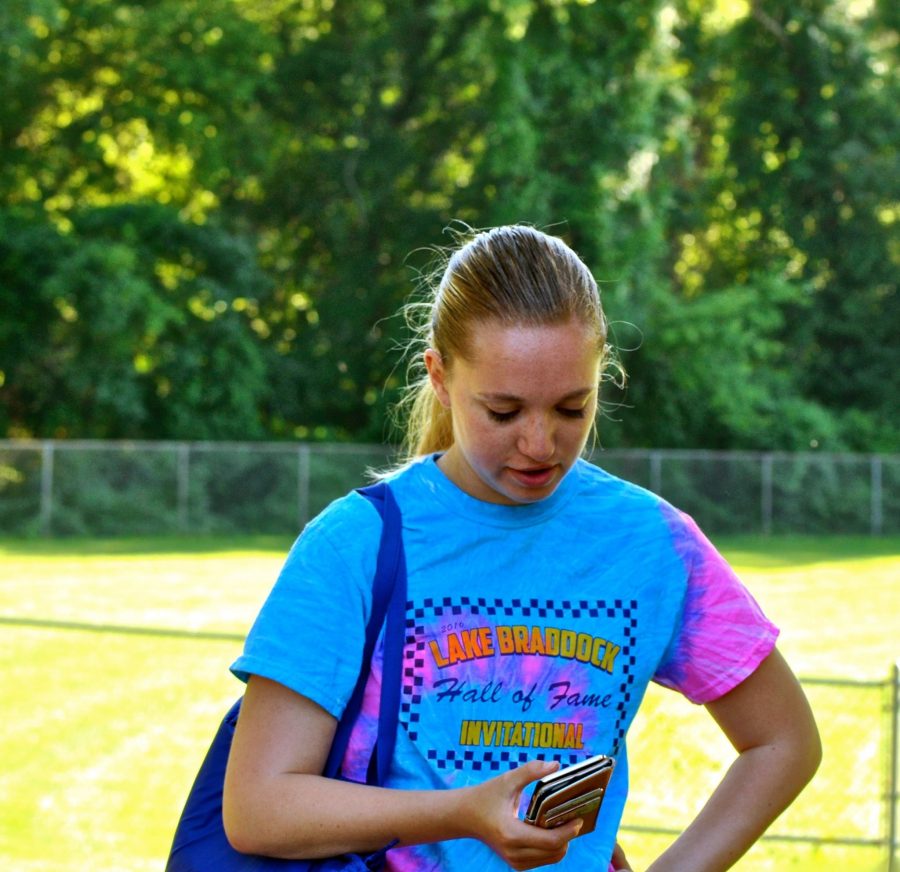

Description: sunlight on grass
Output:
[1,536,897,870]
[721,536,899,680]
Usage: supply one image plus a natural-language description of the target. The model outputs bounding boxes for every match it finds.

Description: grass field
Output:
[1,534,898,871]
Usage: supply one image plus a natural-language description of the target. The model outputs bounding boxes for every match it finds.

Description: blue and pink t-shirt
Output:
[232,455,778,870]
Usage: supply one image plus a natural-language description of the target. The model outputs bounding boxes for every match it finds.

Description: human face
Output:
[424,318,600,505]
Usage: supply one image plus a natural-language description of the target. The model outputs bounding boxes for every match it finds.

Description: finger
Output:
[509,847,569,871]
[506,833,574,870]
[574,818,586,836]
[506,841,570,869]
[553,818,583,842]
[610,839,632,871]
[504,760,560,813]
[517,816,583,847]
[509,758,559,791]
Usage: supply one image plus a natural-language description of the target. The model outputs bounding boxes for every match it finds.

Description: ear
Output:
[424,348,451,408]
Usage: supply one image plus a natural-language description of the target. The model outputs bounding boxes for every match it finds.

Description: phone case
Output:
[524,754,615,836]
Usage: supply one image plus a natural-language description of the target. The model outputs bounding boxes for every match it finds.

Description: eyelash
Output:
[487,408,586,423]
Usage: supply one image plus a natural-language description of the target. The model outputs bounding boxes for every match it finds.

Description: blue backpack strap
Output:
[366,484,406,786]
[324,481,405,782]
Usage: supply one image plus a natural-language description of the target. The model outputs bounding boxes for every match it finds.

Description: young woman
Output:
[223,225,821,871]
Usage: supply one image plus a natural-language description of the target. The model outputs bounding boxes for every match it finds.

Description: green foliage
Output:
[0,205,272,438]
[0,0,896,449]
[185,449,300,534]
[770,454,874,534]
[0,445,42,536]
[654,0,900,449]
[611,273,845,449]
[50,445,180,535]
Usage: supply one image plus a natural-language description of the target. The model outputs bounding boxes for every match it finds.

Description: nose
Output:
[517,414,555,462]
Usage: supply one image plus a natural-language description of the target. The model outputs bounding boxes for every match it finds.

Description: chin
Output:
[503,483,558,505]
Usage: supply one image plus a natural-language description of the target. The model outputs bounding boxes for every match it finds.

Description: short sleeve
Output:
[653,508,779,704]
[230,492,382,718]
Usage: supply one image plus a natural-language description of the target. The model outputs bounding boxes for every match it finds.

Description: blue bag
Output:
[166,482,406,872]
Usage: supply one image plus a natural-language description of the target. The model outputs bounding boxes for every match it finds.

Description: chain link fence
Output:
[0,440,896,537]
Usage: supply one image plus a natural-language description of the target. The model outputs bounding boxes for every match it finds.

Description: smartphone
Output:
[523,754,615,835]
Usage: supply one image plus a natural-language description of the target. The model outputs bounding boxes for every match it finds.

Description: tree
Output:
[1,0,274,222]
[643,0,900,450]
[0,205,272,439]
[1,0,896,449]
[228,0,673,440]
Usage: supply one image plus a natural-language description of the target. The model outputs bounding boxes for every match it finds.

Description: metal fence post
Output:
[761,453,774,535]
[650,451,662,496]
[39,440,55,536]
[177,443,190,531]
[888,663,899,872]
[298,443,311,529]
[872,456,884,537]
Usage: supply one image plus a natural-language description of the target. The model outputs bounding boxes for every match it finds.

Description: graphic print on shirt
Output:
[401,595,638,778]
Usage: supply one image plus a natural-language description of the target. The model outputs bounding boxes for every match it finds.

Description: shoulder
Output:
[568,460,716,579]
[571,458,672,522]
[367,455,440,517]
[280,488,383,588]
[303,487,383,543]
[577,459,718,531]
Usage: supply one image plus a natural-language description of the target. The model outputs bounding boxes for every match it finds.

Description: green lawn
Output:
[1,535,898,871]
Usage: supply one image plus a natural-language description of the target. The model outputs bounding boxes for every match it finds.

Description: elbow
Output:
[783,676,823,794]
[222,801,263,857]
[788,710,823,797]
[801,694,823,783]
[222,786,282,858]
[222,784,321,860]
[803,721,823,785]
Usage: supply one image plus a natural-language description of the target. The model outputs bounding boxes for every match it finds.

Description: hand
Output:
[610,840,633,871]
[460,759,584,870]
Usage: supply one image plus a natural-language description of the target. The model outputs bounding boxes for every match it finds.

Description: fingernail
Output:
[573,821,583,834]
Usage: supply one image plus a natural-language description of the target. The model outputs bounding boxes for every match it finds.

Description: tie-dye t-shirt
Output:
[231,455,778,871]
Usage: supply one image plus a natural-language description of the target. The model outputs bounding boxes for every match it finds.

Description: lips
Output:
[509,465,557,489]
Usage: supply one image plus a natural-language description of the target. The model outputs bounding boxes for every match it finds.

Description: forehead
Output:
[456,318,600,394]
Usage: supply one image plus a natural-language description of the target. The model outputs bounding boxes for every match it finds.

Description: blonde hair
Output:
[394,225,611,465]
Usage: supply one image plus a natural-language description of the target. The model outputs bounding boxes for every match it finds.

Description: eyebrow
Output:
[476,388,595,404]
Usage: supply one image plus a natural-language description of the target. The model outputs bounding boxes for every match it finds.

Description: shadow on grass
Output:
[0,534,295,557]
[1,533,898,566]
[0,614,245,641]
[715,534,900,567]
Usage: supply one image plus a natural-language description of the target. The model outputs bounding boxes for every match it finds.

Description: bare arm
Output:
[222,675,583,870]
[645,647,822,872]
